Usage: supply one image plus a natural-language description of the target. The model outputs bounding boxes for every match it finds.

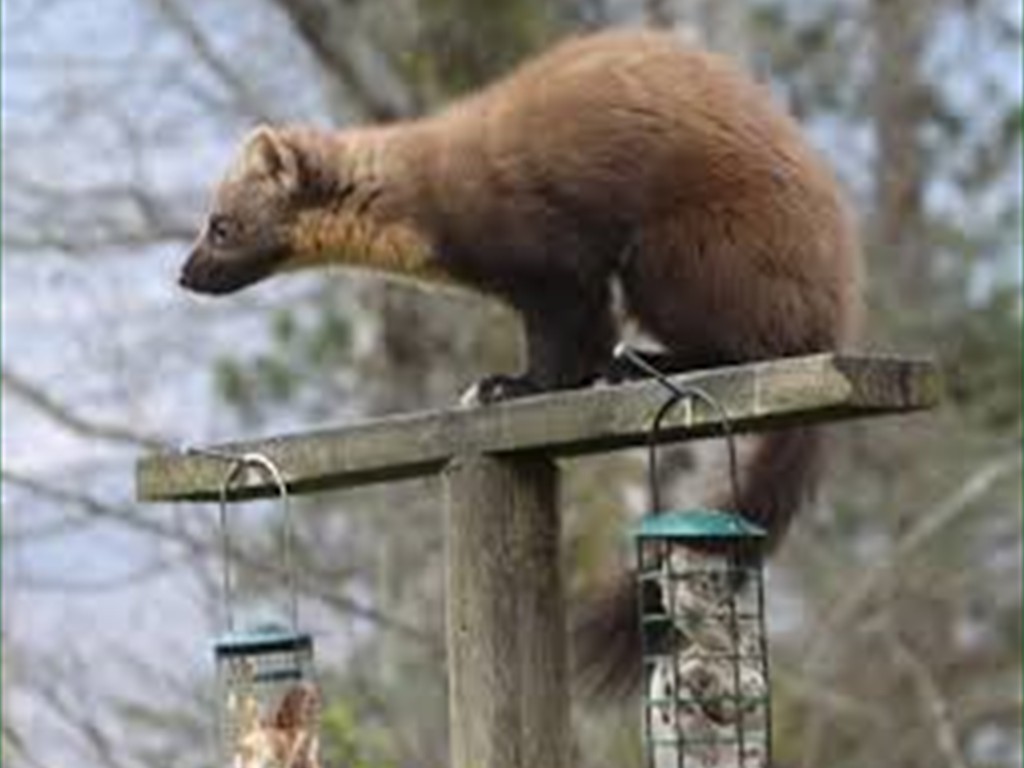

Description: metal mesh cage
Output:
[215,625,319,768]
[636,510,771,768]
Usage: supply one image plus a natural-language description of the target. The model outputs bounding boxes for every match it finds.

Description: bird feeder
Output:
[212,452,321,768]
[635,510,770,768]
[618,346,772,768]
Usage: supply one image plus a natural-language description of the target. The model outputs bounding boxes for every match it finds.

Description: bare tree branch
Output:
[884,626,972,768]
[802,449,1021,664]
[2,367,170,450]
[267,0,408,120]
[1,719,56,768]
[2,468,443,652]
[771,663,885,723]
[9,554,192,594]
[2,468,194,541]
[797,448,1022,764]
[148,0,281,123]
[3,170,197,256]
[16,646,137,768]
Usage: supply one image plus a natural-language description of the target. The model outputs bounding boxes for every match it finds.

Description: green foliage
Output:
[940,286,1023,431]
[214,298,354,422]
[412,0,559,98]
[214,353,297,419]
[320,699,398,768]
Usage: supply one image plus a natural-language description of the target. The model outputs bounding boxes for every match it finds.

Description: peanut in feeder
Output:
[211,452,322,768]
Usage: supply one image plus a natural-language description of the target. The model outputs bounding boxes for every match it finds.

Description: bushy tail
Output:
[722,426,824,551]
[572,426,823,701]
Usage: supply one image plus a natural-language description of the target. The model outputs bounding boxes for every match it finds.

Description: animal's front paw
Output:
[460,374,541,406]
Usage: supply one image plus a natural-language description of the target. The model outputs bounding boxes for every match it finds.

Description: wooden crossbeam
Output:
[136,353,939,503]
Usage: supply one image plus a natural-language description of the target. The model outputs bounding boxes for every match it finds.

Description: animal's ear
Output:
[239,126,300,190]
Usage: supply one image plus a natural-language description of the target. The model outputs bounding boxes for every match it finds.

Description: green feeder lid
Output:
[214,623,313,658]
[632,509,766,540]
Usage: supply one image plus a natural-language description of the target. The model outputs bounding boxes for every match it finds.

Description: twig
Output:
[148,0,280,123]
[2,366,170,450]
[797,448,1021,763]
[883,626,970,768]
[3,468,442,651]
[803,449,1022,668]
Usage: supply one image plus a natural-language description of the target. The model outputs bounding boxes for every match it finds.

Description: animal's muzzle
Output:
[178,246,285,295]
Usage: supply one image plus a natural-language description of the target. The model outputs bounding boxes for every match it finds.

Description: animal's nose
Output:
[178,261,196,288]
[178,250,207,291]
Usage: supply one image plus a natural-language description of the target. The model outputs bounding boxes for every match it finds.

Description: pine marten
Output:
[179,29,862,698]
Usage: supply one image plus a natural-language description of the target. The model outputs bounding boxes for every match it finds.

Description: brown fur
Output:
[180,29,862,701]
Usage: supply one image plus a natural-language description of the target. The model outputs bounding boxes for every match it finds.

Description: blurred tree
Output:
[751,2,1022,767]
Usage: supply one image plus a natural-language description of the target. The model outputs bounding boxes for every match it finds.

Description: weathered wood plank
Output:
[444,455,567,768]
[136,353,940,502]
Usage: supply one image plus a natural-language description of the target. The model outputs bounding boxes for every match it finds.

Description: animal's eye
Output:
[208,215,236,246]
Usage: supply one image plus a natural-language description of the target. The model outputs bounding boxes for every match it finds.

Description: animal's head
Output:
[179,127,313,295]
[181,124,442,295]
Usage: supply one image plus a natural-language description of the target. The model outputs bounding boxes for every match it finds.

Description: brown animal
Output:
[180,29,862,697]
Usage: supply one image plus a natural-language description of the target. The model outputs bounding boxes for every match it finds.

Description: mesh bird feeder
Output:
[635,510,770,768]
[212,452,321,768]
[618,347,773,768]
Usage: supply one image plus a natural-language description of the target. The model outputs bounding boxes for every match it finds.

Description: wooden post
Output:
[444,454,567,768]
